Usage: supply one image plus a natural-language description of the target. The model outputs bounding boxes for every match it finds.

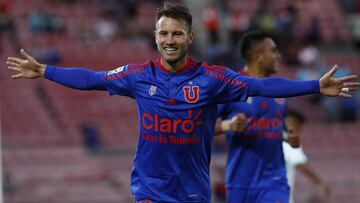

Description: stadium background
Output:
[0,0,359,202]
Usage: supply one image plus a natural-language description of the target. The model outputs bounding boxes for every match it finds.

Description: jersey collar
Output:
[159,57,196,74]
[239,69,250,76]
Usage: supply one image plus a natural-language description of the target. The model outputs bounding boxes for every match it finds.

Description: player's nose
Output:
[164,35,176,45]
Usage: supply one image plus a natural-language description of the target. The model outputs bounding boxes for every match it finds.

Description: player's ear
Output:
[188,30,194,45]
[249,52,260,64]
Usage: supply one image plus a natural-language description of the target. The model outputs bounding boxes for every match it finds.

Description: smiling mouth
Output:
[164,47,178,55]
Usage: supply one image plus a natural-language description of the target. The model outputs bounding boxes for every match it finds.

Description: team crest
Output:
[183,86,199,103]
[149,85,157,96]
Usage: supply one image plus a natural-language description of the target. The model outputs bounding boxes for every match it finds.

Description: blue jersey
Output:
[115,59,248,202]
[45,58,319,203]
[218,71,288,190]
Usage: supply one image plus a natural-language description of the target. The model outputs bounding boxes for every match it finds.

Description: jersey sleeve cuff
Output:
[44,65,56,80]
[312,80,320,94]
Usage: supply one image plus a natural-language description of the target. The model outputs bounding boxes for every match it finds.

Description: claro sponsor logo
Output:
[240,117,283,139]
[142,112,203,133]
[247,117,282,130]
[140,110,203,145]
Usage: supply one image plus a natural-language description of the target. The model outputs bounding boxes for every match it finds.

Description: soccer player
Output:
[283,109,330,203]
[214,31,335,203]
[7,5,359,203]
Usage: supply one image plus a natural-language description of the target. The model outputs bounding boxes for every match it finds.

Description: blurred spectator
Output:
[306,17,321,45]
[102,0,121,19]
[254,1,277,35]
[226,6,250,47]
[28,9,48,33]
[76,17,97,45]
[31,47,61,65]
[339,92,358,122]
[3,171,17,194]
[296,44,322,80]
[275,2,297,53]
[297,44,321,68]
[321,66,358,122]
[28,7,66,34]
[296,44,323,104]
[337,0,358,13]
[123,0,138,19]
[348,14,360,50]
[80,121,101,153]
[202,3,220,46]
[94,13,119,43]
[0,0,20,53]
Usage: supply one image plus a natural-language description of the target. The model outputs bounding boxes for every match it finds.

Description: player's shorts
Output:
[226,184,290,203]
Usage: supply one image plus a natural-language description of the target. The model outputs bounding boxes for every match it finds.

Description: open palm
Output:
[320,65,359,98]
[7,49,44,79]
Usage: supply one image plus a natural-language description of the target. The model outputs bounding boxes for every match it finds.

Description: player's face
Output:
[258,38,281,76]
[155,16,194,69]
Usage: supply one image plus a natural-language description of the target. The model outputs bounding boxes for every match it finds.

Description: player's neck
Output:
[161,57,187,73]
[244,65,268,78]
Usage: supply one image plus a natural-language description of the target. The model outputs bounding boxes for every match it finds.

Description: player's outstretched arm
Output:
[7,49,45,79]
[244,65,359,99]
[320,65,359,98]
[7,49,109,91]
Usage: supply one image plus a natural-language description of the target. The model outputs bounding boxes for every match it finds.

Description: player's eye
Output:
[174,32,183,36]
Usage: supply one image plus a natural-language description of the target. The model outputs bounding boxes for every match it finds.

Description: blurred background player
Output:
[215,31,302,203]
[283,109,331,203]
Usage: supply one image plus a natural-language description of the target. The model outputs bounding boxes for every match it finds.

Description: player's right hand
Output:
[7,49,45,79]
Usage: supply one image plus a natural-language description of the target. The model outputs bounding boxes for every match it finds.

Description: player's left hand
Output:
[229,113,247,132]
[319,65,359,98]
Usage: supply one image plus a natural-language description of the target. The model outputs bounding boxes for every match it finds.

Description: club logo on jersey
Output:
[107,66,125,76]
[183,86,199,103]
[246,97,253,104]
[149,85,157,96]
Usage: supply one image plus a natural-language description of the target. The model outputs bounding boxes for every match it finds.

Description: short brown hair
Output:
[156,4,192,31]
